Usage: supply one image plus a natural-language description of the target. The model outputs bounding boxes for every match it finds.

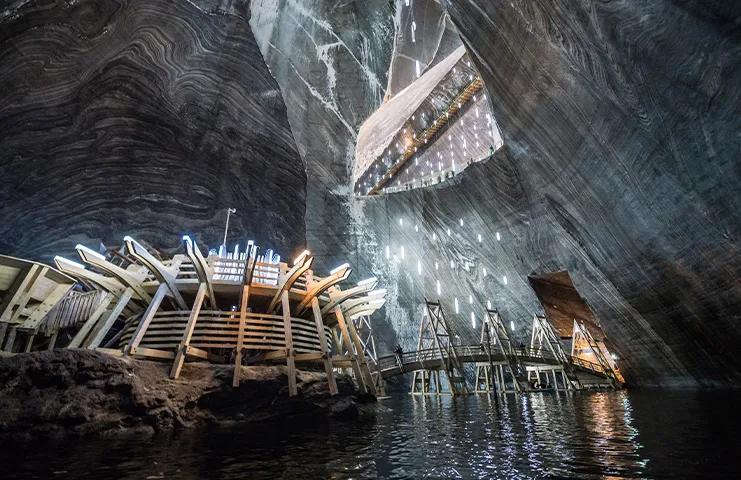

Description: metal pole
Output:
[223,208,236,248]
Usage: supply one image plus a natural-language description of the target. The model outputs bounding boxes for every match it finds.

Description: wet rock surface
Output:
[0,349,374,440]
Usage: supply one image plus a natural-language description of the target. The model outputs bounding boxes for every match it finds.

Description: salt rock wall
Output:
[348,0,741,387]
[441,0,741,387]
[0,0,306,261]
[248,0,398,347]
[260,0,741,387]
[385,0,449,97]
[249,0,394,270]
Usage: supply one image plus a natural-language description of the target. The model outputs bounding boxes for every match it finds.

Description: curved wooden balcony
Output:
[117,310,332,353]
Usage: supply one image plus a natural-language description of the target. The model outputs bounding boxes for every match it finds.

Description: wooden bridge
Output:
[374,345,617,390]
[356,300,624,395]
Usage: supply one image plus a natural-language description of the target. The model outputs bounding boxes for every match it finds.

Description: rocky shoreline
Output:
[0,349,376,441]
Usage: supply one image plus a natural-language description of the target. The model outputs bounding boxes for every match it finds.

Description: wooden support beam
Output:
[0,265,39,323]
[266,255,313,314]
[130,346,175,360]
[184,345,223,363]
[183,236,217,309]
[87,288,134,349]
[124,283,169,355]
[92,347,125,358]
[333,306,367,394]
[294,352,325,362]
[54,256,126,297]
[124,237,187,310]
[294,265,351,315]
[344,310,376,396]
[282,290,297,396]
[102,312,142,349]
[332,328,344,356]
[171,282,208,379]
[233,246,257,387]
[48,331,58,350]
[75,245,151,302]
[2,326,17,352]
[67,293,113,348]
[19,283,74,332]
[8,266,48,324]
[320,280,378,316]
[23,333,35,353]
[311,297,338,395]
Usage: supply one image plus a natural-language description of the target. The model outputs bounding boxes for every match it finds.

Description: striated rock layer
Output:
[437,0,741,387]
[260,0,741,387]
[0,349,370,440]
[0,0,307,261]
[345,0,741,387]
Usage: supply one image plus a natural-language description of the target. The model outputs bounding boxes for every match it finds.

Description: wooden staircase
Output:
[368,77,484,195]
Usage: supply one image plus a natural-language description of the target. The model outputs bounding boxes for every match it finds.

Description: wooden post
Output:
[2,326,17,352]
[24,334,35,353]
[332,328,344,355]
[311,297,338,395]
[171,283,207,379]
[87,288,134,349]
[0,322,7,348]
[345,315,377,396]
[7,267,48,324]
[282,290,297,396]
[67,293,113,348]
[48,331,58,350]
[232,283,251,387]
[233,248,257,387]
[124,283,169,355]
[333,306,366,393]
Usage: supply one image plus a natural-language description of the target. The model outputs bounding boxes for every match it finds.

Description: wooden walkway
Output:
[373,344,616,389]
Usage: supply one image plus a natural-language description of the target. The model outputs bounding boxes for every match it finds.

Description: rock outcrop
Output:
[0,349,372,440]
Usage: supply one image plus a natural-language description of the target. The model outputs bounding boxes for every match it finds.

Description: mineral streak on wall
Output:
[0,0,307,261]
[250,0,395,283]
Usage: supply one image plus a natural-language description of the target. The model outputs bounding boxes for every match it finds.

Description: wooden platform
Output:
[43,235,387,397]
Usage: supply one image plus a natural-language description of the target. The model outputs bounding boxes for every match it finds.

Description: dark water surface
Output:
[2,390,739,479]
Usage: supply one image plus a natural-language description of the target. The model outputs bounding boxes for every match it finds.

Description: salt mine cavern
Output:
[1,0,740,478]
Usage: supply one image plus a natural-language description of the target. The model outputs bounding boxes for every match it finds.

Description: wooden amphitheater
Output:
[0,236,387,397]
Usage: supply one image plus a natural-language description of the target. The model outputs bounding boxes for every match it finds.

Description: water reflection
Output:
[2,390,739,479]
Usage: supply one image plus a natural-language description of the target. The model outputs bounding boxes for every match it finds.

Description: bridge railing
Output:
[375,345,609,380]
[376,347,449,371]
[568,355,605,374]
[375,344,559,371]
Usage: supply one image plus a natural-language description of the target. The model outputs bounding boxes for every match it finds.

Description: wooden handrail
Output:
[366,77,484,195]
